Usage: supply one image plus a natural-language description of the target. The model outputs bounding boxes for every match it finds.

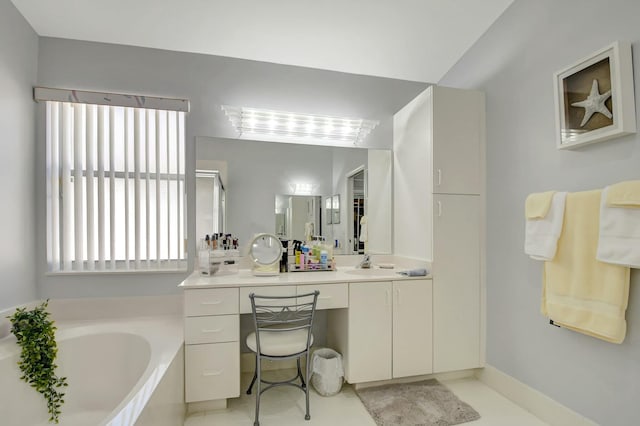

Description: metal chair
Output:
[246,290,319,426]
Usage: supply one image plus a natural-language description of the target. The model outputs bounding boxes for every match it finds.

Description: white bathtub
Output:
[0,316,184,426]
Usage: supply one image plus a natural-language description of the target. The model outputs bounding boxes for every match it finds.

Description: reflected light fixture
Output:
[289,183,316,195]
[221,105,379,145]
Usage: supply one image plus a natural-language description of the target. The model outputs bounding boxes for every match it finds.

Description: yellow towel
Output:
[525,191,556,219]
[605,180,640,207]
[542,190,630,344]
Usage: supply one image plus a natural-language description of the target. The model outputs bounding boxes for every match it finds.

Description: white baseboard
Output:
[353,369,476,391]
[476,365,597,426]
[187,399,227,414]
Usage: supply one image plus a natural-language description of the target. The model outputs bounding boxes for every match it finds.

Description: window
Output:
[45,100,186,272]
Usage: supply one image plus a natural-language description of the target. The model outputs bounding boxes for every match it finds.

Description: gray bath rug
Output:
[355,379,480,426]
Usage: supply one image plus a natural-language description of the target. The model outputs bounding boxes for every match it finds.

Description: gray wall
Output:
[35,37,426,299]
[440,1,640,425]
[0,0,38,310]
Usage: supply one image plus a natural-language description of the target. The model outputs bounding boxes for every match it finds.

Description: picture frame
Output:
[332,194,341,224]
[553,41,636,150]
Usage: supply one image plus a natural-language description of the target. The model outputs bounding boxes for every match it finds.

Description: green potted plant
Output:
[8,300,68,423]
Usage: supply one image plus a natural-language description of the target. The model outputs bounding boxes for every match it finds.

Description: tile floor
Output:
[184,369,549,426]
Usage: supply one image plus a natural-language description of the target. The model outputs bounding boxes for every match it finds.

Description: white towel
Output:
[596,186,640,268]
[524,192,567,261]
[304,222,314,242]
[359,216,368,242]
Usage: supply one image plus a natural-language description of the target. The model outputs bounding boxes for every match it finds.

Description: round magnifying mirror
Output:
[249,233,283,276]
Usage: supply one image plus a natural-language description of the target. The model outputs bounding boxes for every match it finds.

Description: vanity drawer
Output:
[239,285,297,314]
[184,288,239,317]
[185,315,239,345]
[297,283,348,310]
[185,342,240,402]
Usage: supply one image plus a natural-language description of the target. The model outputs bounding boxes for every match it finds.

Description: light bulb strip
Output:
[221,105,378,144]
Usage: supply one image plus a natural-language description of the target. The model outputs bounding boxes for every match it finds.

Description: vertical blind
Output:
[45,101,186,272]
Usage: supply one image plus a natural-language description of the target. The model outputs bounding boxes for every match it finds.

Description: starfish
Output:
[571,79,612,127]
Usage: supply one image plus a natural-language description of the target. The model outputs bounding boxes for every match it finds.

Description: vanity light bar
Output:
[221,105,379,145]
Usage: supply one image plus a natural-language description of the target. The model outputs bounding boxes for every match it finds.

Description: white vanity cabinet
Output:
[330,279,433,384]
[183,288,240,403]
[182,280,349,407]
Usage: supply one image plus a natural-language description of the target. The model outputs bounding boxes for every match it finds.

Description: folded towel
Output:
[524,192,567,261]
[596,186,640,268]
[605,180,640,207]
[542,190,630,344]
[398,268,429,277]
[525,191,556,219]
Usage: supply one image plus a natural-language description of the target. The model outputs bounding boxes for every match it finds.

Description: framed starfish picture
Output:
[553,41,636,149]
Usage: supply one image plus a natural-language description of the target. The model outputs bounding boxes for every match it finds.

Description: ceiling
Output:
[13,0,513,83]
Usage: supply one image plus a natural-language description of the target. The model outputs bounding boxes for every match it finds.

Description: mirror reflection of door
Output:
[348,168,367,254]
[196,170,226,244]
[274,195,322,242]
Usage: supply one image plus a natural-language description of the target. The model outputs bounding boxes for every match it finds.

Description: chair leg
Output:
[304,353,311,421]
[297,357,306,389]
[253,355,261,426]
[246,354,258,395]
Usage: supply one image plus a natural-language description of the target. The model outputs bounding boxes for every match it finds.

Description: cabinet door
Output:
[432,194,481,372]
[185,342,240,402]
[347,281,392,383]
[393,280,433,378]
[432,87,483,195]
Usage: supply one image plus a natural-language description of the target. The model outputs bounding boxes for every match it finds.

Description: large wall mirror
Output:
[196,136,392,255]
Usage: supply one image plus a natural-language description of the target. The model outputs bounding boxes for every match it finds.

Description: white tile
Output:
[441,378,549,426]
[185,370,548,426]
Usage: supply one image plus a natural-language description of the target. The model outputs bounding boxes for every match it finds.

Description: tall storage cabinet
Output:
[394,85,485,374]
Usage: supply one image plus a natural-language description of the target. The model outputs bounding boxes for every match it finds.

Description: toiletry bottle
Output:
[320,250,328,265]
[301,245,310,269]
[279,239,289,273]
[205,234,210,248]
[212,233,218,250]
[295,242,301,266]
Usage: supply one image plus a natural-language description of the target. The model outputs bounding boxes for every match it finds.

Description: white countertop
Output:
[178,266,431,289]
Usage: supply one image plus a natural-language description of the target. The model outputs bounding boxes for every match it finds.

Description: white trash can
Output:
[310,348,344,396]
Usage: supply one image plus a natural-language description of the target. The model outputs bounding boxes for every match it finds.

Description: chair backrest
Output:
[249,290,319,355]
